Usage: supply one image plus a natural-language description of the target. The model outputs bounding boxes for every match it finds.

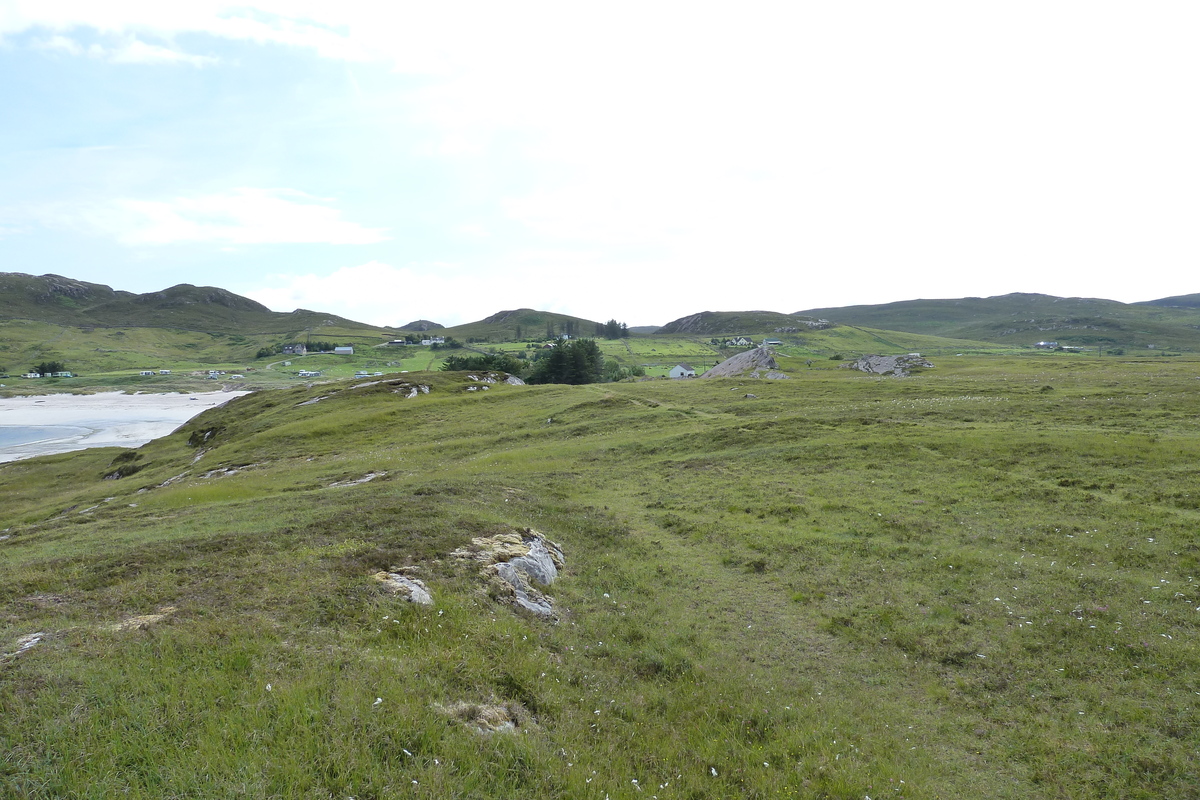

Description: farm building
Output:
[669,364,697,379]
[334,346,354,355]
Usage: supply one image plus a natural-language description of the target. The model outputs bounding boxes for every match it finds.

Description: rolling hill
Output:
[0,273,387,335]
[798,292,1200,351]
[655,310,833,336]
[441,308,614,342]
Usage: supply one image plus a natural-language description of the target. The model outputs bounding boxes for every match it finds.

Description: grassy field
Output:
[2,356,1198,798]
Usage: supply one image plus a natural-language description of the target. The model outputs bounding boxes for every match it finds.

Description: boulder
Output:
[373,572,434,605]
[848,353,934,377]
[701,346,789,379]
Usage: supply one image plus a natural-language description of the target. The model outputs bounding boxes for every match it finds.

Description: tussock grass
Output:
[3,359,1200,798]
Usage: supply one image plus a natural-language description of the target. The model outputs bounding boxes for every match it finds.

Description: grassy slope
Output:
[799,293,1200,351]
[3,360,1199,799]
[442,309,610,342]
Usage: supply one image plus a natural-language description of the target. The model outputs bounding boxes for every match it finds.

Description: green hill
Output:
[442,308,614,342]
[656,310,833,335]
[0,273,386,335]
[0,273,400,377]
[798,292,1200,351]
[2,359,1198,797]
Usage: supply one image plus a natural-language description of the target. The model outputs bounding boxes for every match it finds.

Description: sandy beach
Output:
[0,391,250,463]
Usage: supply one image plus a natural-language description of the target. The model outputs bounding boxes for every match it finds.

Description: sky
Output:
[2,2,1198,328]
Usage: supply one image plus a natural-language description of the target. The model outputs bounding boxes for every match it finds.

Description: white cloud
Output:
[245,261,469,326]
[84,188,388,246]
[34,32,218,65]
[4,3,1199,313]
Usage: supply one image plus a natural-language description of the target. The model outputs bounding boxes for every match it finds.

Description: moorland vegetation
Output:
[2,353,1198,798]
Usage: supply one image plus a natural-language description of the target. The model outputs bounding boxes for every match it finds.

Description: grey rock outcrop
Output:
[849,353,934,377]
[452,529,565,618]
[701,346,789,379]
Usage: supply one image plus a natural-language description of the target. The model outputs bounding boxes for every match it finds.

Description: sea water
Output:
[0,425,91,449]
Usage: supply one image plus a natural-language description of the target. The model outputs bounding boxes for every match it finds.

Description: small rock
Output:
[373,572,434,605]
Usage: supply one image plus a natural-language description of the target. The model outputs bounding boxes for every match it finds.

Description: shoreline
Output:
[0,391,250,463]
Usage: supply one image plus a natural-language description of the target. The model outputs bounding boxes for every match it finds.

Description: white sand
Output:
[0,391,250,463]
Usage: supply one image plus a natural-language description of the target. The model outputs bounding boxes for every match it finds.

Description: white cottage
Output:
[669,364,697,379]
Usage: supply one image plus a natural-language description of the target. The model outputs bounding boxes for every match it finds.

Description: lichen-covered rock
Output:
[451,529,565,618]
[373,572,434,605]
[848,354,934,377]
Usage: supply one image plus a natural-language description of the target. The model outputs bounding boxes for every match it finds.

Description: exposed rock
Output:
[328,472,386,488]
[373,572,434,605]
[433,700,531,735]
[701,346,789,379]
[848,353,935,377]
[3,632,46,661]
[110,606,177,632]
[452,529,565,618]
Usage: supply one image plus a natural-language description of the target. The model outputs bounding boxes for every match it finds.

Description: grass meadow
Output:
[1,356,1198,798]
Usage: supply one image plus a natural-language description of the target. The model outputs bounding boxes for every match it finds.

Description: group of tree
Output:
[31,361,67,375]
[439,352,523,373]
[526,338,605,384]
[596,319,629,339]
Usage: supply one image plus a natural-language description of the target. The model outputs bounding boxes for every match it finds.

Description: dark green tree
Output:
[440,353,523,373]
[527,339,603,384]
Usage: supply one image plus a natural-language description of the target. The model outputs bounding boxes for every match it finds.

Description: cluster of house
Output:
[282,344,356,355]
[713,336,782,348]
[386,337,444,347]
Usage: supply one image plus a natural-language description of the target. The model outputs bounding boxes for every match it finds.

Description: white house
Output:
[669,364,697,379]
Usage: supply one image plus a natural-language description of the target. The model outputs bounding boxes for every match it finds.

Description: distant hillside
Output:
[798,293,1200,351]
[398,319,444,332]
[657,310,832,336]
[443,308,612,341]
[0,272,390,335]
[1137,293,1200,309]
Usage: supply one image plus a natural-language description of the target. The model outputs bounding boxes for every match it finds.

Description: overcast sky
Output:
[2,2,1197,328]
